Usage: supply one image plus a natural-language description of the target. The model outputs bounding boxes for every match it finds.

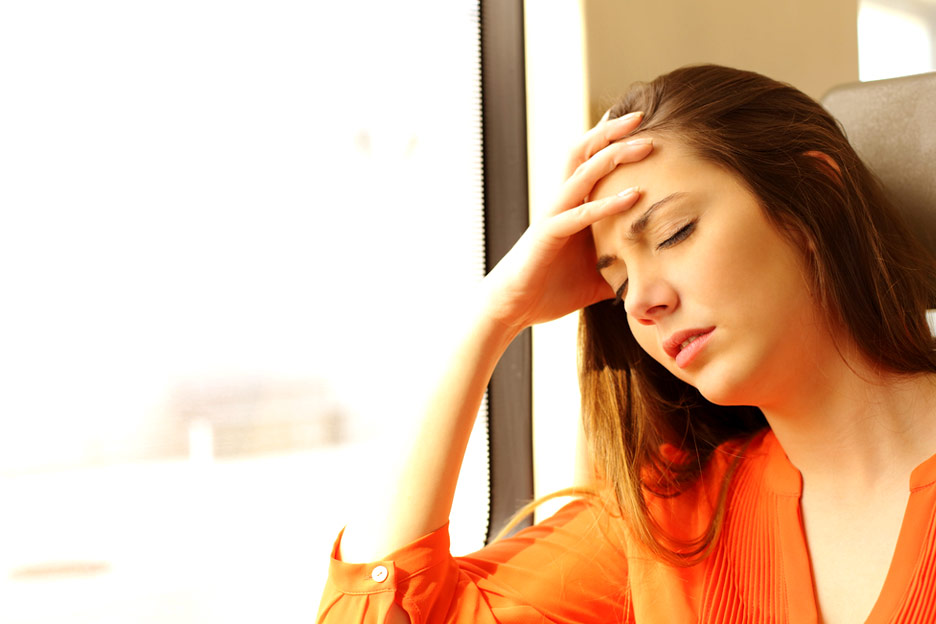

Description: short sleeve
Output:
[316,498,633,624]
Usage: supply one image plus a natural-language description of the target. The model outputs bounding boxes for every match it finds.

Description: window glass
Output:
[859,0,936,80]
[0,1,487,621]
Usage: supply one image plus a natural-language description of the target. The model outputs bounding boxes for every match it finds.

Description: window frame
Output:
[480,0,534,542]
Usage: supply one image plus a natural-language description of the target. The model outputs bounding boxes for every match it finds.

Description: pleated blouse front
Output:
[317,429,936,623]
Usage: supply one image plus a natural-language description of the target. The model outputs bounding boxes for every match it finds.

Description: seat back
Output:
[822,72,936,257]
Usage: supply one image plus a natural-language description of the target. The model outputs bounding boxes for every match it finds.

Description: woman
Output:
[317,65,936,623]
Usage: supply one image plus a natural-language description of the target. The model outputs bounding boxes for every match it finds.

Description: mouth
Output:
[663,327,716,368]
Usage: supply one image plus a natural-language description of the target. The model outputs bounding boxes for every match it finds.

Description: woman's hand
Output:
[480,112,652,331]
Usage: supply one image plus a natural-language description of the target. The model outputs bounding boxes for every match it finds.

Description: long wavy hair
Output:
[579,64,936,566]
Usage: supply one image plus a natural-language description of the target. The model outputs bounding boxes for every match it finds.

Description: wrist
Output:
[472,281,528,345]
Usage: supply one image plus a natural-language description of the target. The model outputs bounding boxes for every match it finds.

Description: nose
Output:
[623,270,678,325]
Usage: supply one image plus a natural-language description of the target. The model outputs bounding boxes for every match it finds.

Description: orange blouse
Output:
[316,429,936,623]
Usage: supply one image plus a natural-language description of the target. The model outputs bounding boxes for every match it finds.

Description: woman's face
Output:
[590,138,835,408]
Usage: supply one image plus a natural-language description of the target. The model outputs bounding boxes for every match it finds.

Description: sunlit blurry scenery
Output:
[1,2,487,622]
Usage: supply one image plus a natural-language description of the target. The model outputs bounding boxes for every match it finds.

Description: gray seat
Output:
[822,72,936,257]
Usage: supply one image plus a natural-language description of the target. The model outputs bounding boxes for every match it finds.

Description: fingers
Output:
[564,111,644,179]
[549,137,653,217]
[547,186,641,240]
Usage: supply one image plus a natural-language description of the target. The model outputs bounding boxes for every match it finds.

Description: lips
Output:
[663,327,716,368]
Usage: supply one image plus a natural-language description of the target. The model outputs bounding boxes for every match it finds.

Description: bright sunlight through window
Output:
[0,2,488,622]
[858,0,936,81]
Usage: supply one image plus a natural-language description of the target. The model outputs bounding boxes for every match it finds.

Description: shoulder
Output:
[647,428,775,542]
[456,496,633,621]
[710,427,774,481]
[464,496,626,570]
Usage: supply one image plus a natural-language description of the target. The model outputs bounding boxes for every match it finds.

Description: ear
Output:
[803,150,842,182]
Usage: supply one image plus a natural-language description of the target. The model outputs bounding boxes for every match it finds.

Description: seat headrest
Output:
[822,72,936,257]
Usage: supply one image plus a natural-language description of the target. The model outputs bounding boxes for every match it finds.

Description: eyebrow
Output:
[595,192,688,272]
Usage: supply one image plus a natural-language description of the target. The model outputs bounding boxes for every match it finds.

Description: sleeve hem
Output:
[327,523,453,594]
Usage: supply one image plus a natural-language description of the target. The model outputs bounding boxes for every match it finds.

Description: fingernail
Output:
[617,186,640,197]
[618,111,643,122]
[626,137,653,146]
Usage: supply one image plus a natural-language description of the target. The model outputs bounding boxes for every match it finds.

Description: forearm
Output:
[335,114,648,564]
[338,298,520,562]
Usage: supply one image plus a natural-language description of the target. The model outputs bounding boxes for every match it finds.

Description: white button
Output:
[371,565,389,583]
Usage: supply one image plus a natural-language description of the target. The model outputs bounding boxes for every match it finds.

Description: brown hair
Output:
[580,64,936,565]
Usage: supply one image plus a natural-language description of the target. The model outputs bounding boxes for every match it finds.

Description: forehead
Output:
[592,138,705,201]
[590,138,748,237]
[589,137,763,256]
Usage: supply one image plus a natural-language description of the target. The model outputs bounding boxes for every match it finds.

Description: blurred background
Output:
[0,0,933,621]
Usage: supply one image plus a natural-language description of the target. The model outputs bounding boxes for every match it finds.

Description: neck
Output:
[761,346,936,498]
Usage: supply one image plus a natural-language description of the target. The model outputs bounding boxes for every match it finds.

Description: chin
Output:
[686,368,757,407]
[696,386,745,407]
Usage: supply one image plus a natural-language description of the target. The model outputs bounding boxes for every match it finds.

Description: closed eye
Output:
[657,220,696,250]
[613,220,696,304]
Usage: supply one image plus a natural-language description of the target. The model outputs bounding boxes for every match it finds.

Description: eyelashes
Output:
[657,220,697,250]
[613,219,698,305]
